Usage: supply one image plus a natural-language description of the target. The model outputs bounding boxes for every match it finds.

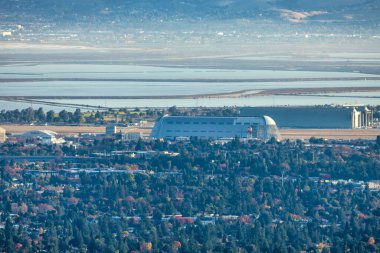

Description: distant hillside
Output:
[1,0,379,24]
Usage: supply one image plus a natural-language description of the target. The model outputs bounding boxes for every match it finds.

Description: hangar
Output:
[240,106,374,129]
[151,115,280,141]
[21,130,65,144]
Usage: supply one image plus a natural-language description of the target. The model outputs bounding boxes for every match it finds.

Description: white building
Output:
[21,130,65,144]
[361,107,374,128]
[352,108,362,129]
[2,31,12,37]
[151,115,280,141]
[368,181,380,191]
[125,132,143,141]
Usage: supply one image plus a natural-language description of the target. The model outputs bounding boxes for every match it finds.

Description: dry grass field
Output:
[279,129,380,140]
[1,125,379,140]
[0,125,106,135]
[0,125,152,136]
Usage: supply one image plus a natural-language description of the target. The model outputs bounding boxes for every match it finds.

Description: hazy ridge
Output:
[1,0,379,24]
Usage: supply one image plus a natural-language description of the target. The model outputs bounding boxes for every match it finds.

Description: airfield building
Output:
[21,130,65,144]
[106,124,118,136]
[125,132,144,141]
[240,106,373,129]
[151,115,280,141]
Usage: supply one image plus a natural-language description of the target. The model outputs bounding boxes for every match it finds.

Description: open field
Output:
[1,125,379,140]
[0,125,106,135]
[279,129,380,140]
[0,125,153,136]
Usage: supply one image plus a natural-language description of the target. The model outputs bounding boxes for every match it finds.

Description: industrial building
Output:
[21,130,65,144]
[240,106,374,129]
[106,124,118,136]
[151,115,280,141]
[125,132,143,141]
[0,127,6,143]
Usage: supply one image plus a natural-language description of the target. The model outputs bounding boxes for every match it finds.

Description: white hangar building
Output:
[21,130,65,144]
[151,115,280,141]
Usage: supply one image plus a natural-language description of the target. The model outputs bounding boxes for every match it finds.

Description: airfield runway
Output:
[1,125,379,140]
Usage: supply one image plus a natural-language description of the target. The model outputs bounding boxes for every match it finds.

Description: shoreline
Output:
[0,86,379,101]
[1,76,380,83]
[0,86,378,110]
[0,87,380,103]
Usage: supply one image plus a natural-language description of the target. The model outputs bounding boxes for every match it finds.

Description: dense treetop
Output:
[1,136,379,252]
